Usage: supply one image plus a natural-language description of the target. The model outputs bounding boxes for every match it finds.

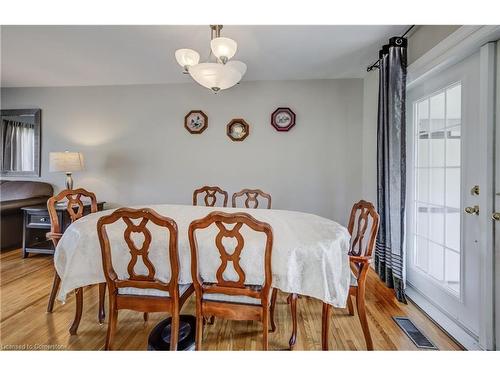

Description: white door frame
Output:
[495,40,500,351]
[478,41,496,351]
[406,26,498,350]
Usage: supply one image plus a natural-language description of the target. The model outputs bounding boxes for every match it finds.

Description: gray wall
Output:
[1,79,364,223]
[408,25,461,64]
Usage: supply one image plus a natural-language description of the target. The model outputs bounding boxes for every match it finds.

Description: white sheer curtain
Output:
[2,119,35,171]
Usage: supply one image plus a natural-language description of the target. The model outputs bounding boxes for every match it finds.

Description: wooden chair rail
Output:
[347,200,379,258]
[349,255,373,264]
[46,187,102,335]
[192,186,228,207]
[47,188,98,235]
[321,200,380,351]
[97,207,193,350]
[188,211,274,350]
[231,188,272,209]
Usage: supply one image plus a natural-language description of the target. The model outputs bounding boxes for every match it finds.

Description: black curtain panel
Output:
[375,37,408,303]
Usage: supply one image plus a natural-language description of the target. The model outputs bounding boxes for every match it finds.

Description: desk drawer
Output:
[27,213,51,227]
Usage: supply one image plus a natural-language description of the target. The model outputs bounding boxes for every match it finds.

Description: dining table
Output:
[54,204,351,308]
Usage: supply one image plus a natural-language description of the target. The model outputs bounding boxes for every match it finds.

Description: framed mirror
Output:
[1,109,41,177]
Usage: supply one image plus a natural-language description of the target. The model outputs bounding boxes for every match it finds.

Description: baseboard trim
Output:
[405,285,483,350]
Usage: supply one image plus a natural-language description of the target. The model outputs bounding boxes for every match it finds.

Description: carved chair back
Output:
[193,186,228,207]
[232,188,272,209]
[347,200,380,258]
[47,188,98,246]
[97,208,180,298]
[188,211,273,305]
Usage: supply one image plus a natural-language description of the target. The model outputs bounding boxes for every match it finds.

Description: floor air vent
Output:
[393,317,438,350]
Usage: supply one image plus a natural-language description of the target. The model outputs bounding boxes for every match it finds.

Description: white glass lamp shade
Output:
[210,37,237,62]
[175,49,200,69]
[226,60,247,77]
[49,151,84,172]
[189,63,242,92]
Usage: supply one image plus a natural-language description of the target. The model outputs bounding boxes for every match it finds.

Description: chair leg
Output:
[262,306,269,350]
[347,294,355,316]
[270,288,278,332]
[356,282,373,350]
[69,287,83,335]
[143,313,149,322]
[288,293,298,349]
[105,298,118,350]
[98,282,106,324]
[47,272,61,313]
[170,312,179,351]
[321,303,331,350]
[195,313,203,351]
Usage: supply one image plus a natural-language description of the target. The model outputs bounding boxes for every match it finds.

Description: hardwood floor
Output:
[0,248,461,350]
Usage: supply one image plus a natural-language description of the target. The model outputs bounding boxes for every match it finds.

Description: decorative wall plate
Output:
[271,107,296,131]
[227,119,249,141]
[185,110,208,134]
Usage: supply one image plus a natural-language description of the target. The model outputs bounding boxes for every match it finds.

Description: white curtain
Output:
[2,119,35,171]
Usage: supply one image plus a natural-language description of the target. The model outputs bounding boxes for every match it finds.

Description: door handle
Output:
[492,212,500,221]
[464,205,480,215]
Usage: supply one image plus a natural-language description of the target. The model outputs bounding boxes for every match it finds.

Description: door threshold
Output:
[405,285,483,350]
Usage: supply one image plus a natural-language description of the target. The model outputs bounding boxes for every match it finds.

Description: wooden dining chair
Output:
[193,185,228,207]
[188,211,274,350]
[232,188,272,209]
[322,200,380,350]
[97,207,194,350]
[46,188,105,335]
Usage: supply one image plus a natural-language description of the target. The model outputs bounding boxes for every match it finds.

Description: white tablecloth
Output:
[54,204,351,307]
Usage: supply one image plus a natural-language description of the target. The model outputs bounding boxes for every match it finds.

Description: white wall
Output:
[361,71,379,204]
[1,79,364,224]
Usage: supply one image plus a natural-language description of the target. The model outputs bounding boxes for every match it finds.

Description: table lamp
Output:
[49,151,84,190]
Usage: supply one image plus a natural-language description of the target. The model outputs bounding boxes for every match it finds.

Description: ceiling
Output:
[0,25,408,88]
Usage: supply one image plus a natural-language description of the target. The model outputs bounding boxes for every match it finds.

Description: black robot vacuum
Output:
[147,315,196,351]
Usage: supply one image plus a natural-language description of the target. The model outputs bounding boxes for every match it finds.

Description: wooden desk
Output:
[21,202,105,258]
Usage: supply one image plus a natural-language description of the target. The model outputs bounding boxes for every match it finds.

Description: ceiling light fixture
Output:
[175,25,246,93]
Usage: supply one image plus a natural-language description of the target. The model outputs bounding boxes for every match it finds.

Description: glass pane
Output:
[416,203,429,237]
[417,169,429,202]
[417,132,430,167]
[446,127,461,167]
[445,168,461,208]
[417,100,429,132]
[428,242,444,281]
[415,236,429,272]
[445,210,460,251]
[430,92,445,131]
[429,168,445,205]
[445,249,460,295]
[446,84,461,128]
[430,131,445,167]
[429,207,444,244]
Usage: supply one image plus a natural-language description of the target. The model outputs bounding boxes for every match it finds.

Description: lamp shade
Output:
[49,152,84,172]
[189,62,242,92]
[175,48,200,69]
[210,37,237,61]
[226,60,247,77]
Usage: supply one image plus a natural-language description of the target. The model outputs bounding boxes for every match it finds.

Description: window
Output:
[412,83,461,296]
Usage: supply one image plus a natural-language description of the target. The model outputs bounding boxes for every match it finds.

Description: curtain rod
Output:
[366,25,414,72]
